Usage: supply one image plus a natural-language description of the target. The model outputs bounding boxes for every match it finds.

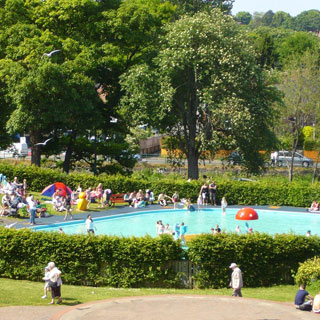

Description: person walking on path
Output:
[47,262,62,305]
[229,263,243,297]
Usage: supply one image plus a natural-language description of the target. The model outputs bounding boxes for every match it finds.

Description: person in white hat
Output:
[229,263,243,297]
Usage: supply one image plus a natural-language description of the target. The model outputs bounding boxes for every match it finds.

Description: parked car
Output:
[277,151,313,167]
[227,151,243,165]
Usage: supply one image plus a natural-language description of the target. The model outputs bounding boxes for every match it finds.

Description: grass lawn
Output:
[0,278,302,307]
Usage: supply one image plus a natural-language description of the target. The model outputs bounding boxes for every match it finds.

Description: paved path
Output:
[0,305,65,320]
[47,295,318,320]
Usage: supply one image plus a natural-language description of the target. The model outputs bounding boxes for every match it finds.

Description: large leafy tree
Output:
[168,0,234,14]
[235,11,252,25]
[278,51,320,182]
[121,10,279,179]
[294,10,320,32]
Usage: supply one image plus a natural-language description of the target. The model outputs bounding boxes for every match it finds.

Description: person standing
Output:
[221,196,227,214]
[172,191,179,209]
[47,262,62,304]
[63,194,73,221]
[86,214,96,235]
[229,263,243,297]
[199,183,209,205]
[26,194,37,225]
[209,181,217,206]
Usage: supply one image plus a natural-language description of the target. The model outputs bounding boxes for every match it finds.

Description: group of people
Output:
[123,189,155,208]
[156,220,188,242]
[0,176,49,225]
[82,184,112,209]
[295,283,320,313]
[42,262,62,304]
[308,200,320,212]
[0,176,28,217]
[199,181,218,206]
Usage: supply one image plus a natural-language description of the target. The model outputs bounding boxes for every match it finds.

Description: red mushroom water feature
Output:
[235,207,259,221]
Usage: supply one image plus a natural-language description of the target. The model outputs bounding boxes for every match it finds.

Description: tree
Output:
[249,12,264,29]
[249,30,279,68]
[235,11,252,25]
[278,51,320,182]
[168,0,234,15]
[271,11,293,29]
[278,31,320,65]
[121,10,278,179]
[294,10,320,33]
[261,10,274,26]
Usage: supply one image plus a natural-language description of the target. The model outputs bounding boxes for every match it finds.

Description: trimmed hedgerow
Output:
[0,162,320,207]
[0,228,183,288]
[1,228,319,288]
[187,233,320,288]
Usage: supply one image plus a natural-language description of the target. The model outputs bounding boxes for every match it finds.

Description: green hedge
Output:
[0,161,320,207]
[188,233,320,288]
[1,228,319,288]
[0,228,183,288]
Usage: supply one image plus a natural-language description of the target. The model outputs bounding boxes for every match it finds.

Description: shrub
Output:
[0,161,320,207]
[295,256,320,285]
[0,228,183,288]
[187,233,320,288]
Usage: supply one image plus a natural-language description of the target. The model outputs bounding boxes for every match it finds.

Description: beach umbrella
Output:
[235,207,258,221]
[41,182,72,197]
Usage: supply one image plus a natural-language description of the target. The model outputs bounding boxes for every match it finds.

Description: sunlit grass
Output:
[0,278,300,307]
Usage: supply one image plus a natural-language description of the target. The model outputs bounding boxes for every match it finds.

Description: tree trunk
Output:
[63,132,76,174]
[312,151,320,183]
[187,149,199,179]
[30,131,41,167]
[288,134,299,182]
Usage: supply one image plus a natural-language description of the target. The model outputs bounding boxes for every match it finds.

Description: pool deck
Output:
[2,204,310,230]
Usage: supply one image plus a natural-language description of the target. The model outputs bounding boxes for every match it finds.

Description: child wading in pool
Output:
[221,196,227,215]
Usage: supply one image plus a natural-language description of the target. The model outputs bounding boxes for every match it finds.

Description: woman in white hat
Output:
[47,262,62,304]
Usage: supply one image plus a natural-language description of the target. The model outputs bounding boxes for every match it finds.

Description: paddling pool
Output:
[33,208,320,237]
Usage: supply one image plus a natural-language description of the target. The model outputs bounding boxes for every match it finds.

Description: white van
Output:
[9,137,29,158]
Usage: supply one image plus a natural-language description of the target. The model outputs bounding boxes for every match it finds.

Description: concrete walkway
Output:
[47,295,319,320]
[0,305,65,320]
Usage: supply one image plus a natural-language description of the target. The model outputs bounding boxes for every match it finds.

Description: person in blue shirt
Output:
[295,284,313,311]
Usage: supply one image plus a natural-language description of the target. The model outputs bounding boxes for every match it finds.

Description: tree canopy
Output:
[121,10,279,178]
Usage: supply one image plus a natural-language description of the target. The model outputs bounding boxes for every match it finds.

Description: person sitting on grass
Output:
[295,284,313,311]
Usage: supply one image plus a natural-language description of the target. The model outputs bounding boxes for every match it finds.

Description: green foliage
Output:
[235,11,252,25]
[121,9,279,179]
[295,256,320,285]
[188,233,320,288]
[294,10,320,33]
[1,162,320,207]
[0,228,183,288]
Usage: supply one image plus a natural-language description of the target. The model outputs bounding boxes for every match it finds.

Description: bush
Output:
[1,161,320,207]
[0,228,183,288]
[187,233,320,288]
[295,256,320,285]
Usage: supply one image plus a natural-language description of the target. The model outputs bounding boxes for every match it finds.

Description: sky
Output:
[232,0,320,17]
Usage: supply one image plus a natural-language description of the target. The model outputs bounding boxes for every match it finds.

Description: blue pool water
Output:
[34,208,320,237]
